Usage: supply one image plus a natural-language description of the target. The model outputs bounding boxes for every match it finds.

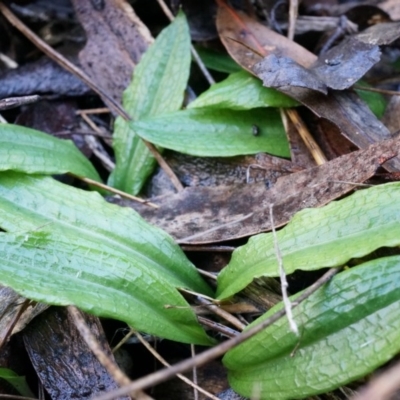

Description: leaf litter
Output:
[2,0,400,399]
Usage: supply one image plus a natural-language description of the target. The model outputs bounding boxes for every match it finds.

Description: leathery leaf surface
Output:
[224,256,400,399]
[0,123,100,181]
[0,172,213,345]
[132,107,290,157]
[217,183,400,299]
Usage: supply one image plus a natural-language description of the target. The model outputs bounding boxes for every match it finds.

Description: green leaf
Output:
[217,183,400,299]
[0,172,213,345]
[189,71,298,110]
[132,108,290,157]
[193,46,241,74]
[0,368,35,398]
[224,255,400,399]
[109,10,191,195]
[0,123,100,181]
[356,81,387,119]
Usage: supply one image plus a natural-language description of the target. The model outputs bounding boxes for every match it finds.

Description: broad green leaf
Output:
[217,183,400,299]
[132,108,290,157]
[0,232,212,345]
[109,11,191,195]
[224,256,400,399]
[189,71,298,110]
[0,123,100,181]
[0,368,35,398]
[194,46,241,73]
[0,172,213,345]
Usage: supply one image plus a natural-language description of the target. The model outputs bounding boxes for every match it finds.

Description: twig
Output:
[197,316,239,338]
[0,95,40,111]
[191,344,199,400]
[287,0,299,41]
[0,3,129,120]
[155,0,215,85]
[354,85,400,96]
[269,204,298,335]
[71,175,159,208]
[76,108,110,115]
[285,108,327,165]
[143,140,184,191]
[91,267,341,400]
[177,213,254,243]
[0,2,184,193]
[133,330,221,400]
[195,297,245,331]
[67,306,154,400]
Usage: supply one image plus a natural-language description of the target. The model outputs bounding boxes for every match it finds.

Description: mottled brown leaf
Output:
[72,0,152,102]
[216,2,400,171]
[111,135,400,244]
[253,37,380,94]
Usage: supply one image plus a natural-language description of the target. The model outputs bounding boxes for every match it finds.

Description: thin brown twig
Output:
[0,95,40,111]
[0,3,129,120]
[155,0,215,85]
[285,109,327,165]
[354,85,400,96]
[195,297,245,331]
[0,2,184,193]
[133,330,220,400]
[287,0,299,41]
[67,306,154,400]
[72,175,159,208]
[92,267,341,400]
[76,108,111,115]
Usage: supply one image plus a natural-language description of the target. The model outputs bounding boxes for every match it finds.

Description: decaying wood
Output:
[23,307,129,400]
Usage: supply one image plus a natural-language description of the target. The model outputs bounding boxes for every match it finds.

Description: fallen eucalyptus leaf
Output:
[0,172,213,345]
[0,123,100,181]
[113,134,399,244]
[224,255,400,399]
[132,108,289,157]
[253,37,381,94]
[109,10,191,195]
[216,3,400,172]
[217,182,400,299]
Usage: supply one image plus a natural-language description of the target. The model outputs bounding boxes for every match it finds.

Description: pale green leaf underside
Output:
[189,70,298,110]
[109,11,191,194]
[217,183,400,299]
[224,256,400,399]
[0,172,213,344]
[0,232,212,345]
[0,123,100,181]
[132,108,290,157]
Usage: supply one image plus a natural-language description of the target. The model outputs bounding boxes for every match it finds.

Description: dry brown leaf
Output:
[216,1,400,171]
[72,0,153,102]
[254,37,380,94]
[111,135,400,244]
